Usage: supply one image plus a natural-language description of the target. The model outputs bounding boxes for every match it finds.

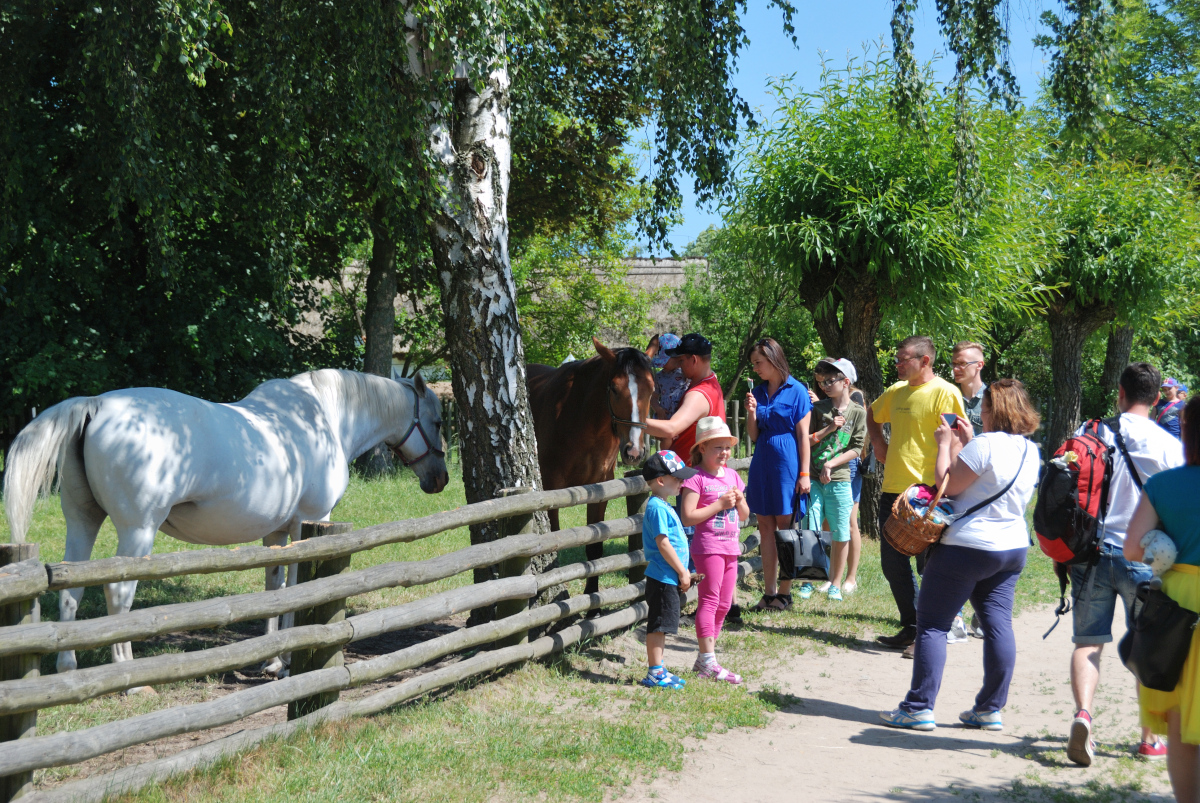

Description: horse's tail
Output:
[3,397,103,542]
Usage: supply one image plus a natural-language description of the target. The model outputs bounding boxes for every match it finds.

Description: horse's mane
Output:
[300,369,409,423]
[613,347,653,378]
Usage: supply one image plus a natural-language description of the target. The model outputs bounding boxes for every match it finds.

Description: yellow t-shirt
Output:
[871,377,967,493]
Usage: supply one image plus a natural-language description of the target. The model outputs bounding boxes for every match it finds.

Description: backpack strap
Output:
[1103,415,1144,491]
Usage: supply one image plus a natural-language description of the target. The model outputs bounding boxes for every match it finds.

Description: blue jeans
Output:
[1069,543,1152,645]
[901,544,1027,714]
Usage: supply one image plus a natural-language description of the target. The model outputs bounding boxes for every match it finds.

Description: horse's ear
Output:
[645,335,660,359]
[593,336,615,363]
[412,371,428,396]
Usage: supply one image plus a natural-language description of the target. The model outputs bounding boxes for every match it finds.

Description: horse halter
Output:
[390,383,445,467]
[607,382,643,431]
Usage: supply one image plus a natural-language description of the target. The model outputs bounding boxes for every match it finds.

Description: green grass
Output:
[123,658,775,803]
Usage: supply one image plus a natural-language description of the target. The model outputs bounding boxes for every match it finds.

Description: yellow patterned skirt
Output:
[1140,564,1200,740]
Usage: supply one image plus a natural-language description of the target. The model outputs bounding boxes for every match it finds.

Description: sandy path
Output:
[623,606,1174,802]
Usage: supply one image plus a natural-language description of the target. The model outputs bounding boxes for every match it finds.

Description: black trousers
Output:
[877,491,928,630]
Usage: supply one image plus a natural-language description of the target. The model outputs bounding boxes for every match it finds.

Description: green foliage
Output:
[1029,158,1200,319]
[1036,0,1122,143]
[678,228,822,394]
[513,227,661,366]
[1107,0,1200,166]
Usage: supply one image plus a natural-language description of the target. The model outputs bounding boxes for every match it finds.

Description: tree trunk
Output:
[1098,323,1134,417]
[354,209,400,478]
[810,279,886,539]
[430,68,552,624]
[1045,305,1114,448]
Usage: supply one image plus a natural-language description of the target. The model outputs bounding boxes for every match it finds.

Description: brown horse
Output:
[527,337,658,593]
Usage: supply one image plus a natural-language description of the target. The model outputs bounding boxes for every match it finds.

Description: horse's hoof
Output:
[261,659,285,677]
[123,685,158,696]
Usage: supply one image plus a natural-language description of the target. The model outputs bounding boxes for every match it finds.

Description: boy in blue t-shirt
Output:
[639,450,697,689]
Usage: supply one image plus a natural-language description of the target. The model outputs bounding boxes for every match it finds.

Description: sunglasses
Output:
[952,360,983,368]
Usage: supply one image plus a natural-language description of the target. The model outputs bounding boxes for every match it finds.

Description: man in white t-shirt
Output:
[1066,363,1185,767]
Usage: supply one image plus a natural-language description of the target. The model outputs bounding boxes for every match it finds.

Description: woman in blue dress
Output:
[745,338,812,610]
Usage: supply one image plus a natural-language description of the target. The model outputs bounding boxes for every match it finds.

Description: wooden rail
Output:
[0,458,756,802]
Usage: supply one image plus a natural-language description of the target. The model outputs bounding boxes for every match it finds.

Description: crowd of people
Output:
[633,330,1200,800]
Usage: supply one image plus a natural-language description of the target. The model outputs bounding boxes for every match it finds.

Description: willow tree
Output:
[1024,158,1200,447]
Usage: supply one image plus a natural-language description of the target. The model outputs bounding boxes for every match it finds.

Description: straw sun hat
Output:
[691,416,737,460]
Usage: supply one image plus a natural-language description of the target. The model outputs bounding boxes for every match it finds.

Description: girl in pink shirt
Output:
[681,416,750,684]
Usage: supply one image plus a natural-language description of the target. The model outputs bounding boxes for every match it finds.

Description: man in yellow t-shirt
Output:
[867,335,966,653]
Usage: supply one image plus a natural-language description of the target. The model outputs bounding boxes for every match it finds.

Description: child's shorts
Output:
[807,479,854,543]
[645,576,681,634]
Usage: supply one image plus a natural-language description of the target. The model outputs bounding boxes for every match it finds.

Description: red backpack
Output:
[1033,419,1114,566]
[1034,417,1143,633]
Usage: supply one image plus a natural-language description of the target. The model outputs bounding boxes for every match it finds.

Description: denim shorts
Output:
[1069,542,1152,645]
[849,457,862,503]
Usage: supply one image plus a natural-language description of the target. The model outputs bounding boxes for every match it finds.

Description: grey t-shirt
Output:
[963,384,986,436]
[811,399,866,482]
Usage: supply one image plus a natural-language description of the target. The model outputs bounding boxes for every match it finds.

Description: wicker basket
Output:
[883,476,951,557]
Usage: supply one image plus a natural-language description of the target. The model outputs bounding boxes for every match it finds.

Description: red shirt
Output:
[670,373,726,465]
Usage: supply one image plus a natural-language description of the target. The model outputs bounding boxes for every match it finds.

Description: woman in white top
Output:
[880,379,1041,733]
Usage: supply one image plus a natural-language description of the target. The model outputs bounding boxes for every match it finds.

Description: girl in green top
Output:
[803,358,867,601]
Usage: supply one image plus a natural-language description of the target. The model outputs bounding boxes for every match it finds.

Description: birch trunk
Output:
[429,65,552,622]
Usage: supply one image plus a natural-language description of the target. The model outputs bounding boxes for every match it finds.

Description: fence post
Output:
[288,521,353,720]
[494,488,536,646]
[1,544,39,802]
[731,399,741,458]
[623,469,649,584]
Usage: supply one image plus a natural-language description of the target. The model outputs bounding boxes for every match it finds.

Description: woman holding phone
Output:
[880,379,1041,731]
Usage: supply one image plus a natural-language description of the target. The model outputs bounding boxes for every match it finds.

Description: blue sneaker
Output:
[798,583,814,600]
[879,708,936,731]
[640,670,685,689]
[827,586,843,602]
[959,709,1003,731]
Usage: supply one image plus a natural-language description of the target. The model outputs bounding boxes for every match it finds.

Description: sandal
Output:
[753,594,778,611]
[694,658,743,685]
[767,593,792,611]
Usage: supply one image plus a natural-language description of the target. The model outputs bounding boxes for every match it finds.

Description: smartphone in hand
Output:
[941,413,959,429]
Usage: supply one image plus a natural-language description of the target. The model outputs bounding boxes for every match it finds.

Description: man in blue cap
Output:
[1157,377,1185,439]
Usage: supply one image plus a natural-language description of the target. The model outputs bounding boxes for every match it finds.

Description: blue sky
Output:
[636,0,1055,255]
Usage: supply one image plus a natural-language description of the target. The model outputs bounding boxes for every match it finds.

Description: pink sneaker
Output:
[693,658,743,685]
[1138,738,1167,761]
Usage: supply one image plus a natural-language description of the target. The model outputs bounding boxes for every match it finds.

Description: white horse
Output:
[3,369,449,678]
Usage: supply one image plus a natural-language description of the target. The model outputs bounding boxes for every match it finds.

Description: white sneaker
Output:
[815,582,832,593]
[947,615,969,643]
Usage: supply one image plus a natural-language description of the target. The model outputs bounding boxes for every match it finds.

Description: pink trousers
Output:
[693,552,739,639]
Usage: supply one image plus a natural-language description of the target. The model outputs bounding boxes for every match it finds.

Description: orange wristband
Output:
[799,472,810,477]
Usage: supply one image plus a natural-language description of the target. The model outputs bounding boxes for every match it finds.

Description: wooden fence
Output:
[0,459,758,803]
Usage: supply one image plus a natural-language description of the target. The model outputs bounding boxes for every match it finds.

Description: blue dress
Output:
[747,375,812,516]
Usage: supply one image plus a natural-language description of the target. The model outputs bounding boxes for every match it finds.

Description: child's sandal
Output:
[640,670,685,690]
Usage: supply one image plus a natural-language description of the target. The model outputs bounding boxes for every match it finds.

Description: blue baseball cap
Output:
[1163,377,1181,389]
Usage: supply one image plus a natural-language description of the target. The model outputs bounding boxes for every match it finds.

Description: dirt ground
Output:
[617,606,1174,802]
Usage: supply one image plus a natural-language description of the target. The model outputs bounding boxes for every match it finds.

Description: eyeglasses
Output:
[952,360,983,369]
[817,377,844,389]
[893,355,919,366]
